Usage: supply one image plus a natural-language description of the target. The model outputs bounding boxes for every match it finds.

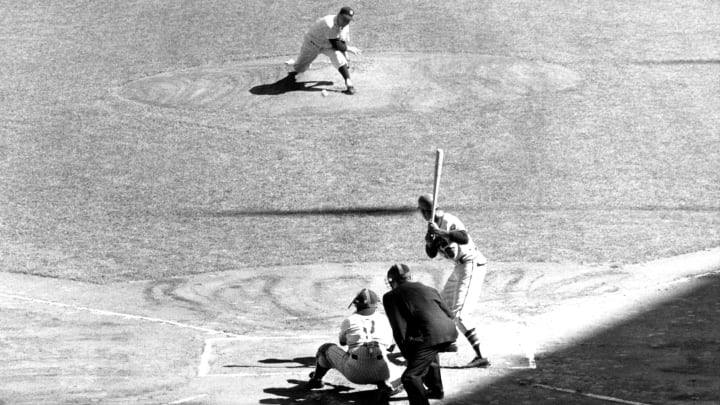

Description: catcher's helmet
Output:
[349,288,378,315]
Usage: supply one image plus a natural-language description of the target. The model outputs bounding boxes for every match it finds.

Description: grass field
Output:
[1,1,719,404]
[2,0,718,282]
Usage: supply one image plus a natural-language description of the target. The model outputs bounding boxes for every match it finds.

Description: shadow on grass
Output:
[193,206,417,218]
[250,75,333,95]
[633,59,720,65]
[447,273,720,405]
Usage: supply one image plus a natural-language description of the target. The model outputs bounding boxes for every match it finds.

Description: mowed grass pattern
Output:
[1,1,718,282]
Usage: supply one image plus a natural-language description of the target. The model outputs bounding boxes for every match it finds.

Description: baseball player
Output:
[418,194,491,368]
[307,288,403,398]
[286,6,361,94]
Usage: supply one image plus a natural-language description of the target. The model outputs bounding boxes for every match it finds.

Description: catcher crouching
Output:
[307,288,403,397]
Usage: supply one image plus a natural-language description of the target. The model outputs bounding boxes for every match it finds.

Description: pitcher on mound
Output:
[285,6,361,95]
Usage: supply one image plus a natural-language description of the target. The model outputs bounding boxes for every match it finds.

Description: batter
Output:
[418,194,491,368]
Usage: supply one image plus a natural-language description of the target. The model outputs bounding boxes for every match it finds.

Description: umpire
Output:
[383,264,458,405]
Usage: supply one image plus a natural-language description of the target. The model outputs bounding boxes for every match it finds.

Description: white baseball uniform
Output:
[292,15,351,73]
[433,210,487,335]
[317,311,402,385]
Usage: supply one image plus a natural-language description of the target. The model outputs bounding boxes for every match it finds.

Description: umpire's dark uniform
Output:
[383,264,458,405]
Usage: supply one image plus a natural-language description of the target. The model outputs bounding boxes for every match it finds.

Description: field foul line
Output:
[533,383,651,405]
[198,335,332,377]
[0,292,240,337]
[168,394,208,404]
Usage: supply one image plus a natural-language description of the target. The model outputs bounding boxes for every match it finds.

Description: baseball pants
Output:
[293,37,349,73]
[317,343,401,385]
[441,260,487,335]
[401,345,444,405]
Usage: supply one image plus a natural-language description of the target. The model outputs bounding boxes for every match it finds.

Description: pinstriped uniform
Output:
[318,311,402,384]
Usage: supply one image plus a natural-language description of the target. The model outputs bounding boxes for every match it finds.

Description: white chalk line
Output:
[198,335,332,377]
[168,394,208,404]
[533,383,651,405]
[0,292,240,337]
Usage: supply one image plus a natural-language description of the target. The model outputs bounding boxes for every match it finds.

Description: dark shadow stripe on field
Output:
[180,204,717,219]
[191,206,418,217]
[446,273,720,404]
[633,59,720,65]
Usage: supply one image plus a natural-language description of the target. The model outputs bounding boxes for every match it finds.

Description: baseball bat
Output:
[430,148,444,224]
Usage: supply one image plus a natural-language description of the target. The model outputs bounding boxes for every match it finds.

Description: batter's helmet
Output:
[339,6,355,17]
[418,194,434,210]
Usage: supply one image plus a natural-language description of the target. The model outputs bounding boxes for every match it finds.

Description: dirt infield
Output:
[1,249,718,404]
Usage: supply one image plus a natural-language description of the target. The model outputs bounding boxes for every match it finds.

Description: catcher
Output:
[286,6,361,94]
[307,288,403,397]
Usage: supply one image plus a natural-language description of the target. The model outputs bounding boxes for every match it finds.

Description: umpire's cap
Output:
[349,288,378,315]
[387,263,412,284]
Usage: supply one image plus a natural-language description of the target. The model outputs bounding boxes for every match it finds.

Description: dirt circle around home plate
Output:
[116,53,583,115]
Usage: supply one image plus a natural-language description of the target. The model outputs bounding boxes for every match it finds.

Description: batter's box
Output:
[440,322,537,369]
[198,335,334,377]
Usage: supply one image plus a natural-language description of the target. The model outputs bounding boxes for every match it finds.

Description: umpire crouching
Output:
[383,264,458,405]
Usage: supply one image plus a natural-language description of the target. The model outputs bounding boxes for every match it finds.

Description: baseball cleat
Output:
[426,389,444,400]
[466,355,491,368]
[344,85,356,95]
[307,372,324,389]
[377,380,404,397]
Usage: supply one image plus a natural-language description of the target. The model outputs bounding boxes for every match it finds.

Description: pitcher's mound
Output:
[117,53,582,116]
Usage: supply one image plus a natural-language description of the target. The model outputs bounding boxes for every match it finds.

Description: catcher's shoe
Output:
[344,85,356,95]
[307,372,324,389]
[466,355,491,368]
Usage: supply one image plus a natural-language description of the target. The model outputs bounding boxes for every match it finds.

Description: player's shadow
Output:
[257,356,316,368]
[250,75,333,95]
[261,379,398,405]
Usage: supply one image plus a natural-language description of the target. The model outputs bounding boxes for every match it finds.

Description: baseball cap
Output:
[339,6,355,18]
[349,288,378,315]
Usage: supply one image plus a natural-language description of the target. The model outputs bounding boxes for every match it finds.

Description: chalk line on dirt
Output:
[533,383,652,405]
[0,292,241,337]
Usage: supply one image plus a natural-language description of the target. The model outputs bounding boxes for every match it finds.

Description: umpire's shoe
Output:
[377,379,404,400]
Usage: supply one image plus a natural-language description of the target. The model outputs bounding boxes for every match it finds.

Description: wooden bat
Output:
[430,148,444,224]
